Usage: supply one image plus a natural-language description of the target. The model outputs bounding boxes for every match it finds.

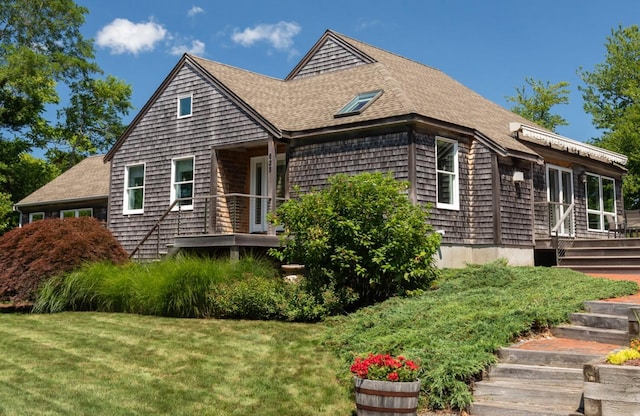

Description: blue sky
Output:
[76,0,639,143]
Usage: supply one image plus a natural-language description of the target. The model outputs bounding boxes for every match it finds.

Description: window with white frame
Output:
[171,157,194,209]
[124,163,145,214]
[60,208,93,218]
[29,212,45,223]
[436,137,459,210]
[177,94,192,118]
[586,173,616,231]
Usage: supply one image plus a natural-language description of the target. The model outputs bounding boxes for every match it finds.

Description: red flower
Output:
[387,372,399,381]
[350,353,420,382]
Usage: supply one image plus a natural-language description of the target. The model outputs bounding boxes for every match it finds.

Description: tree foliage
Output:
[0,0,132,229]
[580,25,640,208]
[506,77,570,132]
[270,172,441,312]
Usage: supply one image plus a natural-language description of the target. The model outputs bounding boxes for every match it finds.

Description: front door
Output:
[249,155,285,233]
[547,165,574,236]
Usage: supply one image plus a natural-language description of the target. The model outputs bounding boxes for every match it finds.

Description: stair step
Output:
[569,312,628,330]
[469,399,583,416]
[498,347,601,368]
[473,379,582,407]
[486,363,583,386]
[561,255,640,266]
[551,325,629,346]
[556,264,640,272]
[564,247,640,256]
[585,300,640,316]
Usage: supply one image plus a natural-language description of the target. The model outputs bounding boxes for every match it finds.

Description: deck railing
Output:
[130,193,286,259]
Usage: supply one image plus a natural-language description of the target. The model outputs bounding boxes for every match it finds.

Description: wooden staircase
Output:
[469,300,640,415]
[557,238,640,274]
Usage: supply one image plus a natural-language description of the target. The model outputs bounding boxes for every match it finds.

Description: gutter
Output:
[12,205,23,228]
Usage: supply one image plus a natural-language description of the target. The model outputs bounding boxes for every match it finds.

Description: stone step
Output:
[551,325,630,346]
[469,399,584,416]
[486,363,583,387]
[569,312,628,331]
[585,300,640,316]
[498,347,602,368]
[472,379,583,408]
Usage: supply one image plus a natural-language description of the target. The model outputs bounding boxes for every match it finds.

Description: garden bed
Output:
[583,360,640,415]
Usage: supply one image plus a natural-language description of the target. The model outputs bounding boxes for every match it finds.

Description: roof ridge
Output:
[187,54,285,82]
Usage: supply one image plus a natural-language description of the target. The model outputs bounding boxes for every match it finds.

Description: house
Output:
[14,155,110,226]
[103,30,628,267]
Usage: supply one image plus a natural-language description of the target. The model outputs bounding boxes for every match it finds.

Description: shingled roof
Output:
[15,155,110,207]
[186,30,544,158]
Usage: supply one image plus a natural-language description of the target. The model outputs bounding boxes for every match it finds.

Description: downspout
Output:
[13,205,23,228]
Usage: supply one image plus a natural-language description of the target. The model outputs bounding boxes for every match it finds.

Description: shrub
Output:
[0,217,128,302]
[270,172,441,312]
[34,256,328,321]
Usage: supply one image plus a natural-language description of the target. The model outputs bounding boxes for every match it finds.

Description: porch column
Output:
[267,139,277,235]
[210,147,218,234]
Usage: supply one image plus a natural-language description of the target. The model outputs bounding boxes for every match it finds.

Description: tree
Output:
[580,25,640,208]
[506,77,570,132]
[270,172,441,312]
[0,0,132,228]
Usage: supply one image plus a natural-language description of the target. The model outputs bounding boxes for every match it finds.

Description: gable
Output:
[286,32,375,80]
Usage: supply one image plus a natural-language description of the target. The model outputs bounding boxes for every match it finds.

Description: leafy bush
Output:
[0,217,128,302]
[325,261,638,410]
[270,172,441,312]
[34,256,327,321]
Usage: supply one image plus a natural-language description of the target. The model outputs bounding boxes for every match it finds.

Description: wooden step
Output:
[551,325,630,346]
[498,347,602,368]
[585,300,640,316]
[469,399,584,416]
[486,363,583,387]
[569,312,628,331]
[473,379,582,407]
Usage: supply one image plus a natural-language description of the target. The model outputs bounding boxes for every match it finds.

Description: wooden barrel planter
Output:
[354,377,421,415]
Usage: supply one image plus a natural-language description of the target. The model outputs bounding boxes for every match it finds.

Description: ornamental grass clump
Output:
[350,353,420,382]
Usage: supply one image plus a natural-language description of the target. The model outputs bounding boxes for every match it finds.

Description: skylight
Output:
[335,90,382,117]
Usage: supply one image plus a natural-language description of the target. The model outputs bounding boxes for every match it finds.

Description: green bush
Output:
[270,172,441,311]
[34,256,328,321]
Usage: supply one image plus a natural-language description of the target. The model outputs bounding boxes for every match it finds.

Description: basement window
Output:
[335,90,382,117]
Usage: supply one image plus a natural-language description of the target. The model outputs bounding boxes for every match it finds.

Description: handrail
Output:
[551,202,574,234]
[129,193,287,259]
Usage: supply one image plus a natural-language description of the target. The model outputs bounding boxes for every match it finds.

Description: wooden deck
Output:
[173,233,281,260]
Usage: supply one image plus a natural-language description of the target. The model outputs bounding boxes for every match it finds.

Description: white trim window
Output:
[29,212,45,223]
[61,208,93,218]
[177,94,192,119]
[586,173,616,232]
[546,165,574,236]
[124,163,145,214]
[171,156,195,210]
[436,137,459,210]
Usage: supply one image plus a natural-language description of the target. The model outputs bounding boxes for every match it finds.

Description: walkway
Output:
[512,272,640,355]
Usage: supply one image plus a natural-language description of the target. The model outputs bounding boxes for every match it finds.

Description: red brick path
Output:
[513,272,640,354]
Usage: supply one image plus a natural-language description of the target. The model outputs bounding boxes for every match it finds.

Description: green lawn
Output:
[0,313,353,416]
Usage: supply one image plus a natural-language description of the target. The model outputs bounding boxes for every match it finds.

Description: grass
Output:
[325,261,638,409]
[0,312,353,416]
[4,261,638,414]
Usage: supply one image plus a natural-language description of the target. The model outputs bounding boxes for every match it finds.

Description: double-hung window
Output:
[171,157,194,209]
[124,163,145,214]
[61,208,93,218]
[586,173,616,231]
[436,137,459,210]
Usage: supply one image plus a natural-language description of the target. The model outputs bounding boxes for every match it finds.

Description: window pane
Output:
[437,172,453,204]
[586,175,600,210]
[179,96,192,117]
[588,213,601,230]
[437,141,455,172]
[175,159,193,182]
[30,213,44,222]
[128,165,144,187]
[602,178,615,213]
[62,211,75,218]
[129,189,143,210]
[548,169,559,203]
[561,172,572,204]
[78,209,92,217]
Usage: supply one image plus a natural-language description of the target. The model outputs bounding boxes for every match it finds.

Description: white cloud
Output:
[187,6,204,17]
[170,39,206,56]
[96,18,167,55]
[232,21,301,50]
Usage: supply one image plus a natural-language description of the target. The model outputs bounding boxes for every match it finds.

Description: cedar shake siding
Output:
[288,38,370,80]
[108,63,274,255]
[288,132,410,193]
[467,140,495,244]
[499,161,534,246]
